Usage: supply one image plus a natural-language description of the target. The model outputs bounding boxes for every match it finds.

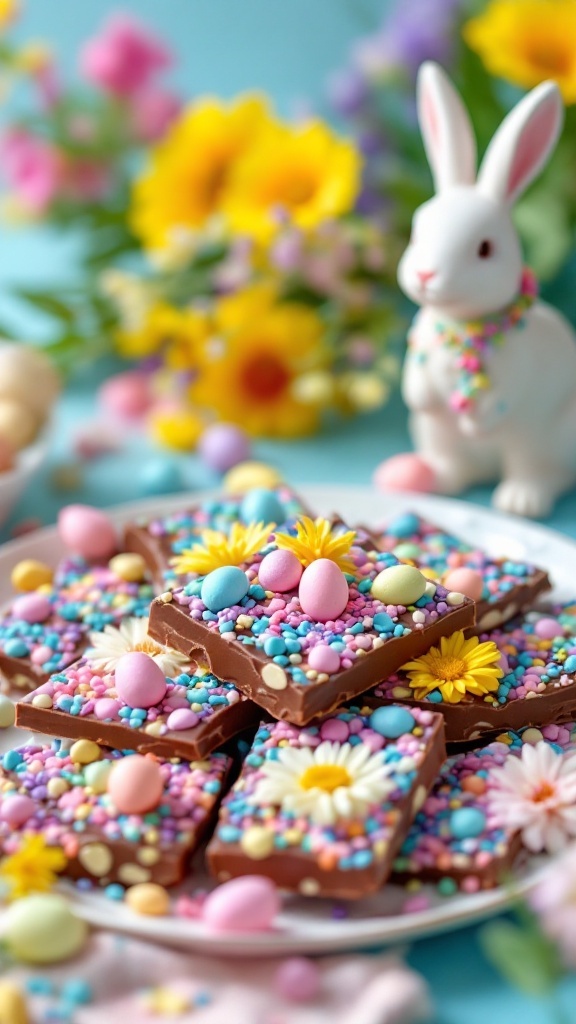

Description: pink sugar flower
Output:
[79,14,172,96]
[531,842,576,967]
[487,742,576,854]
[129,88,181,141]
[0,129,62,213]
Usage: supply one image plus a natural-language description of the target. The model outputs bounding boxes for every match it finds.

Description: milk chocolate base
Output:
[0,655,48,694]
[207,717,446,899]
[393,835,525,890]
[16,695,260,760]
[472,570,551,633]
[124,524,175,586]
[148,597,475,726]
[363,682,576,746]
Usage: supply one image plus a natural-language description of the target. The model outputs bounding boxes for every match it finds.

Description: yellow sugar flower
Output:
[464,0,576,103]
[188,282,329,438]
[116,302,211,366]
[402,632,503,705]
[223,120,361,243]
[0,834,67,900]
[172,520,273,576]
[275,517,357,574]
[130,95,273,252]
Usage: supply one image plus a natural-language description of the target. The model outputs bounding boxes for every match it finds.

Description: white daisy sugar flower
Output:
[251,740,395,827]
[87,617,188,677]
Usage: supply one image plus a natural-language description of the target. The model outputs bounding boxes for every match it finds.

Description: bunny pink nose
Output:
[416,270,436,284]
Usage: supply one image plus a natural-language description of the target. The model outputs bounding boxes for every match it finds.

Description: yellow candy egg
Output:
[125,882,170,916]
[70,739,101,765]
[11,559,54,592]
[108,552,147,583]
[223,461,282,495]
[371,564,427,606]
[0,981,29,1024]
[3,895,88,964]
[239,825,275,859]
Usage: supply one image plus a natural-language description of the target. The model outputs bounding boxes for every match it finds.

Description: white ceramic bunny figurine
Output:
[395,61,576,518]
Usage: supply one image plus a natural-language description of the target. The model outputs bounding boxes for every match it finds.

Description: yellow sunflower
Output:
[172,521,273,576]
[275,517,357,574]
[116,302,211,365]
[0,834,67,900]
[188,282,329,438]
[223,120,361,243]
[464,0,576,103]
[402,631,503,704]
[130,95,273,252]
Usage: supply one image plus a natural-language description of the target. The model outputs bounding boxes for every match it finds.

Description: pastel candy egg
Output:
[11,559,53,592]
[198,423,251,473]
[3,894,88,964]
[11,592,52,623]
[108,552,147,583]
[373,453,436,493]
[223,461,282,495]
[449,807,486,839]
[115,652,167,709]
[98,371,152,419]
[371,564,426,606]
[535,617,563,640]
[31,645,53,665]
[70,739,101,764]
[58,505,117,560]
[138,458,183,496]
[0,794,36,826]
[202,876,280,932]
[386,512,421,538]
[392,542,422,561]
[443,568,483,602]
[0,695,15,728]
[369,705,415,739]
[201,566,249,613]
[240,487,284,526]
[308,644,341,674]
[107,755,164,814]
[125,882,170,917]
[258,549,302,593]
[167,708,199,731]
[298,559,349,623]
[84,760,113,794]
[274,958,321,1003]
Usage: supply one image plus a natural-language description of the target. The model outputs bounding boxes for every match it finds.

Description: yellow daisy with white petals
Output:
[87,617,188,676]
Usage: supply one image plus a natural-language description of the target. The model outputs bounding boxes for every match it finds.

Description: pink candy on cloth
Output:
[6,931,430,1024]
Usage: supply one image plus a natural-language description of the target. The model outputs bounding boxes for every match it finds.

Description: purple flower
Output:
[354,0,463,81]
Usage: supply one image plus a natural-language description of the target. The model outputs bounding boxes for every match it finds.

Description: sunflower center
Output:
[299,764,351,793]
[531,781,557,803]
[261,165,318,209]
[524,37,572,76]
[241,351,291,401]
[428,654,468,682]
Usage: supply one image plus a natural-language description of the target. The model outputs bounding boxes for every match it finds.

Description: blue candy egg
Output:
[138,458,184,496]
[386,512,421,538]
[369,705,416,738]
[240,487,284,526]
[201,566,249,613]
[449,807,487,839]
[4,639,30,658]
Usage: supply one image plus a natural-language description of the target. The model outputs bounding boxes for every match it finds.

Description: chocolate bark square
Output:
[207,703,445,899]
[0,741,232,888]
[148,522,475,726]
[376,512,550,632]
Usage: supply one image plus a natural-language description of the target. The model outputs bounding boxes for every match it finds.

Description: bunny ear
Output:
[417,62,477,191]
[477,82,563,205]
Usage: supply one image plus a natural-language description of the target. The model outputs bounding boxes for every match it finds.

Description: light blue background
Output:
[2,3,576,1021]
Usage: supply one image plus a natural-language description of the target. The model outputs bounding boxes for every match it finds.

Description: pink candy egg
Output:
[298,559,349,622]
[98,371,152,419]
[115,652,167,709]
[373,453,436,493]
[202,876,280,933]
[535,617,563,640]
[307,644,341,675]
[258,549,303,593]
[58,504,117,561]
[12,593,52,624]
[0,794,36,826]
[166,708,199,731]
[93,698,122,720]
[107,755,164,815]
[443,567,484,602]
[274,957,321,1003]
[31,645,53,665]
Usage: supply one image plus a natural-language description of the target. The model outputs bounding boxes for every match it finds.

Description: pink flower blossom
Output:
[129,88,181,142]
[79,14,172,96]
[63,159,112,202]
[531,843,576,967]
[487,742,576,854]
[0,129,62,213]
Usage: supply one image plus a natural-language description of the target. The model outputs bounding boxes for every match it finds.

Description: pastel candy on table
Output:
[0,741,232,888]
[394,721,576,891]
[376,511,551,632]
[207,704,446,899]
[15,652,259,760]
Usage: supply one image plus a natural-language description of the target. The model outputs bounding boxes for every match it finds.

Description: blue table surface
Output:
[4,380,576,1024]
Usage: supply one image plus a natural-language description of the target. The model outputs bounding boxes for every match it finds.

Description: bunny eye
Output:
[478,239,493,259]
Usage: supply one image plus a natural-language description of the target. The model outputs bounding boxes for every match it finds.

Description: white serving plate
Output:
[0,485,573,955]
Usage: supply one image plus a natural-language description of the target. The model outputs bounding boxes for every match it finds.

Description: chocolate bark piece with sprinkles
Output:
[207,704,445,900]
[0,741,232,888]
[375,511,550,632]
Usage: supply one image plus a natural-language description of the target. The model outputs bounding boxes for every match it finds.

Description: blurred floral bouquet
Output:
[2,0,576,448]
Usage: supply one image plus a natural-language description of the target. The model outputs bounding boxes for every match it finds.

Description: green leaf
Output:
[15,289,76,324]
[479,920,563,996]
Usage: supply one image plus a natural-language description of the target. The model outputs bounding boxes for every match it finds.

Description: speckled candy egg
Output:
[107,755,164,815]
[202,876,280,932]
[298,559,349,622]
[201,566,249,613]
[371,564,426,606]
[258,549,303,593]
[115,651,167,709]
[443,567,484,602]
[57,504,117,560]
[240,487,284,526]
[3,895,88,964]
